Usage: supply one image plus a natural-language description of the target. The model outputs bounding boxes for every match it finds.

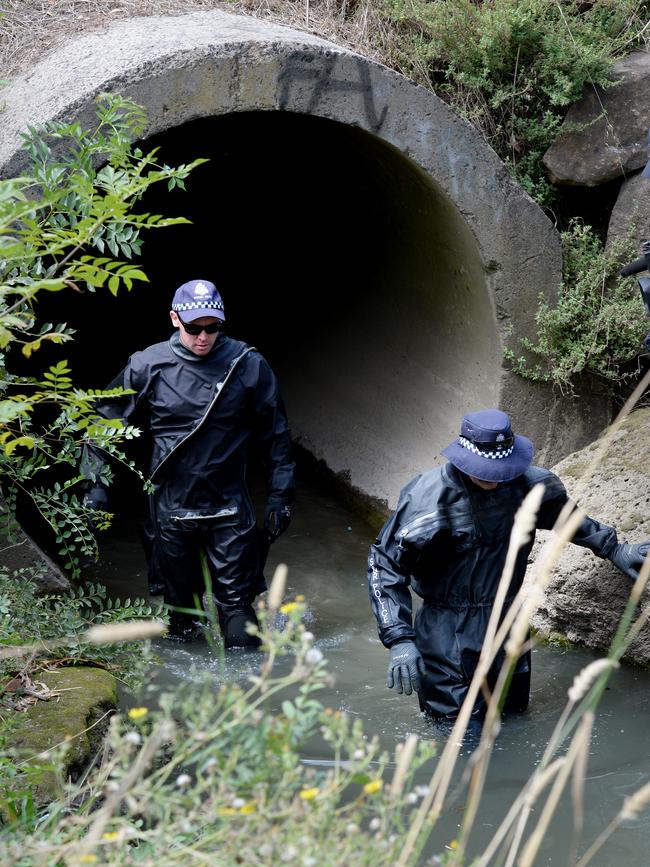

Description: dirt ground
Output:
[0,0,382,78]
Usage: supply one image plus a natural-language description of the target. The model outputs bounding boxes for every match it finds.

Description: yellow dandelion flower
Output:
[127,707,148,720]
[445,839,459,851]
[299,787,320,801]
[102,831,120,841]
[295,594,305,602]
[217,807,237,815]
[280,602,300,615]
[363,779,383,795]
[239,803,256,814]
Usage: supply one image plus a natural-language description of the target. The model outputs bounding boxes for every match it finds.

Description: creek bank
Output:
[6,666,117,806]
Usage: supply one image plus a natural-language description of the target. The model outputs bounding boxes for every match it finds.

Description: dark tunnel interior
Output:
[36,111,401,388]
[26,109,499,535]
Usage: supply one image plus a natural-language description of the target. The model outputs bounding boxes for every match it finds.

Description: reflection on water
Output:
[95,480,650,866]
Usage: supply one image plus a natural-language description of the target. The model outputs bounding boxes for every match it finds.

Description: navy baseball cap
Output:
[171,279,226,322]
[441,409,534,483]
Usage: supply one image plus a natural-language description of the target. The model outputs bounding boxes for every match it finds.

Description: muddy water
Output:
[96,480,650,866]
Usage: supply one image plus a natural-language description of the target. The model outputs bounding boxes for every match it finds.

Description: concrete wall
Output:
[0,10,588,510]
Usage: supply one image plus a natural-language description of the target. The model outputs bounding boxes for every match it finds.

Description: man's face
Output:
[469,475,499,491]
[170,311,222,356]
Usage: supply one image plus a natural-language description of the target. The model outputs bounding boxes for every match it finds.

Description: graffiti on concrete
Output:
[277,54,388,133]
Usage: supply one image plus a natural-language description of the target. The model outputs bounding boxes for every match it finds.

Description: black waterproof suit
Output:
[368,463,619,719]
[93,332,294,619]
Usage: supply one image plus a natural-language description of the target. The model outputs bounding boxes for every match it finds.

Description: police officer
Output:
[85,279,294,645]
[368,409,650,720]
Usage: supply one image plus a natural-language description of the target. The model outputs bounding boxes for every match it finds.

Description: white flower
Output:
[301,631,315,645]
[369,817,382,831]
[406,792,418,804]
[346,823,359,834]
[123,731,141,746]
[305,648,323,665]
[176,774,191,788]
[232,797,246,809]
[414,785,430,797]
[353,748,365,760]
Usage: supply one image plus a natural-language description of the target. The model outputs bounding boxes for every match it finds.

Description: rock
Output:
[6,666,118,807]
[0,526,70,594]
[529,407,650,665]
[605,170,650,254]
[0,522,70,594]
[543,50,650,186]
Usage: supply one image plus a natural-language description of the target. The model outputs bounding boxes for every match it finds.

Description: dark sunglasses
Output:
[470,436,515,451]
[179,319,223,336]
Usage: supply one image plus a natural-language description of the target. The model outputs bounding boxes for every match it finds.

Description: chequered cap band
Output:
[172,300,224,312]
[459,436,514,460]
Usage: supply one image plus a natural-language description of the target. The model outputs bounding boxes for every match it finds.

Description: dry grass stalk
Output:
[266,562,288,612]
[84,619,166,644]
[567,659,618,704]
[65,718,176,863]
[389,732,419,802]
[518,710,595,867]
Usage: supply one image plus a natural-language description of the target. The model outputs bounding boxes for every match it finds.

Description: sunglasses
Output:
[468,436,514,451]
[179,319,223,336]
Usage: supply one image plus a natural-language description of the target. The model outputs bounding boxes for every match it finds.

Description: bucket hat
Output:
[441,409,534,483]
[171,279,226,322]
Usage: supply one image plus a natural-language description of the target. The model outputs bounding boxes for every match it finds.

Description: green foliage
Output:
[0,93,204,575]
[0,565,165,689]
[370,0,647,204]
[0,598,437,864]
[504,220,648,394]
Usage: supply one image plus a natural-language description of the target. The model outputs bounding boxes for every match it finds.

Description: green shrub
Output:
[504,219,648,394]
[0,596,438,864]
[370,0,647,204]
[0,565,165,689]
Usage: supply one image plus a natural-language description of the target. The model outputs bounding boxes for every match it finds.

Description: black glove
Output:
[264,505,291,544]
[82,485,109,512]
[607,542,650,580]
[386,640,425,695]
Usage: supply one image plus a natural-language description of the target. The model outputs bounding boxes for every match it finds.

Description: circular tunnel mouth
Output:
[33,109,501,515]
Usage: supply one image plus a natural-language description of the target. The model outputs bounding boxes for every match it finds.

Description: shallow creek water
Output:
[95,479,650,866]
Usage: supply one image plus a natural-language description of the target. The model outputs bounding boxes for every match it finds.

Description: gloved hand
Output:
[607,542,650,580]
[386,640,425,695]
[264,505,291,544]
[82,485,109,512]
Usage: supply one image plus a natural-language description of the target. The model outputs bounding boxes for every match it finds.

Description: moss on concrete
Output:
[8,666,117,806]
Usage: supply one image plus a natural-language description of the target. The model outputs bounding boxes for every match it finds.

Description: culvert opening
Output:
[35,109,502,518]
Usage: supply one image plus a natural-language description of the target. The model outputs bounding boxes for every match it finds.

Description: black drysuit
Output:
[368,463,619,719]
[90,333,294,620]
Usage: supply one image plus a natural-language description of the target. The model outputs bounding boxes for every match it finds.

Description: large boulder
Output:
[529,407,650,665]
[543,49,650,186]
[605,170,650,254]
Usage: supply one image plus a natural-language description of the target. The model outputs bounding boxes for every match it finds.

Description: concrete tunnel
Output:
[0,10,591,514]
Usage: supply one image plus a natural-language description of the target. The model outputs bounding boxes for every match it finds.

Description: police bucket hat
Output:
[441,409,534,483]
[171,279,226,322]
